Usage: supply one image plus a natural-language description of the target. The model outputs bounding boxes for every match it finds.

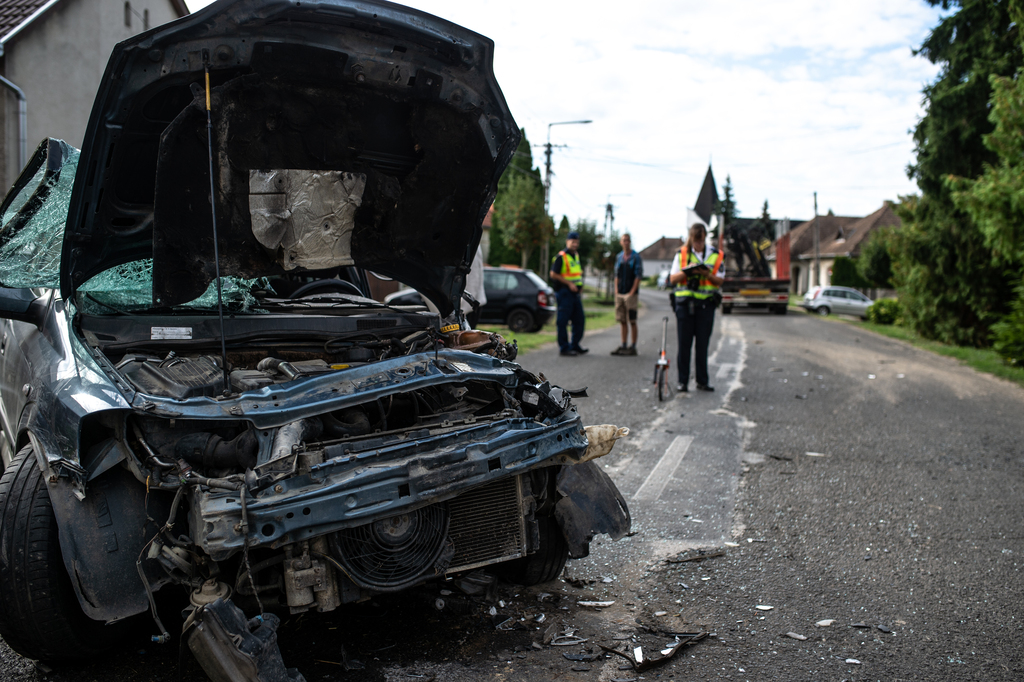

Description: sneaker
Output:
[675,383,688,392]
[559,349,579,357]
[611,345,627,355]
[573,346,589,354]
[696,383,715,392]
[625,346,637,356]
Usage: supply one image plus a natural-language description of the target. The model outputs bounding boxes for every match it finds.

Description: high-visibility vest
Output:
[555,250,583,285]
[674,246,723,300]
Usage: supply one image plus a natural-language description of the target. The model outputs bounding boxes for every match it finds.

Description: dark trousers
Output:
[675,297,715,386]
[555,288,585,351]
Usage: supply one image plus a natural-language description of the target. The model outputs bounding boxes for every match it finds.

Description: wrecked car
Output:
[0,0,630,678]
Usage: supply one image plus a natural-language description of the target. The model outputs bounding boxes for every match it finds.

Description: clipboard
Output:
[682,262,710,276]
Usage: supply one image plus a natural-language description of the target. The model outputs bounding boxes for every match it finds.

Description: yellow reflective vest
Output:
[674,247,723,300]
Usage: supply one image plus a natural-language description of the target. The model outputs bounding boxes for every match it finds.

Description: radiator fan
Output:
[329,504,451,592]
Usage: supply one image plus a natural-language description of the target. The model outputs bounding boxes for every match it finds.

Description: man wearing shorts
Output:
[611,233,643,355]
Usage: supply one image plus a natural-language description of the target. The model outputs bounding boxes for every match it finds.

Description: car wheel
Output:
[498,516,568,585]
[816,305,830,316]
[506,308,535,333]
[721,305,733,314]
[0,446,124,662]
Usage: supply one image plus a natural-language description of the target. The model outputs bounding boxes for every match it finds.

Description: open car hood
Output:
[60,0,519,315]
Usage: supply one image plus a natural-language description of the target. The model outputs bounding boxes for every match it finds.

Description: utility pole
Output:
[540,119,591,279]
[813,191,820,288]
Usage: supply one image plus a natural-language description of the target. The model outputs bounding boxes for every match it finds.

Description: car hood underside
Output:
[61,0,520,315]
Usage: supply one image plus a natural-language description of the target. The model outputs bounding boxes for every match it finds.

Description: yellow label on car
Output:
[739,289,771,296]
[441,323,460,333]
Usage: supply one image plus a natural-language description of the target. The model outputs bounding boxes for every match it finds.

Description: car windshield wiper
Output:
[259,297,411,314]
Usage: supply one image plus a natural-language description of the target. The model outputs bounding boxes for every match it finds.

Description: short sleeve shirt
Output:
[614,251,643,294]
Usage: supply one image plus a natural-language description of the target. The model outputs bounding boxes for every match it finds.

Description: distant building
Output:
[773,202,901,293]
[0,0,188,190]
[638,236,683,275]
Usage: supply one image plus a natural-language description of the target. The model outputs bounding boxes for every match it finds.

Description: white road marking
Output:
[633,435,694,502]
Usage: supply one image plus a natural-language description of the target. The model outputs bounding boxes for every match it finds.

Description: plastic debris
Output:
[846,658,861,665]
[535,613,546,623]
[578,601,615,608]
[805,452,826,457]
[433,598,445,611]
[755,605,773,611]
[724,541,739,547]
[896,373,905,378]
[602,577,614,583]
[877,625,891,633]
[851,622,869,629]
[654,611,668,617]
[815,619,835,627]
[786,632,807,640]
[801,371,809,376]
[868,374,876,379]
[633,647,644,664]
[488,606,498,616]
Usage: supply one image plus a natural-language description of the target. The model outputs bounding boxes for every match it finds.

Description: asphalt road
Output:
[1,288,1021,681]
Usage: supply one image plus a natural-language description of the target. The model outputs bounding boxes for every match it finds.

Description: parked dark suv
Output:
[0,1,630,679]
[387,266,556,333]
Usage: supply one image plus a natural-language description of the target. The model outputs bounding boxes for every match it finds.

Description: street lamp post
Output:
[541,119,591,278]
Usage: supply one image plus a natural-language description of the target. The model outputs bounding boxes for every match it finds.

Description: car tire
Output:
[721,305,733,315]
[0,446,124,662]
[498,515,568,585]
[816,305,830,316]
[506,308,535,334]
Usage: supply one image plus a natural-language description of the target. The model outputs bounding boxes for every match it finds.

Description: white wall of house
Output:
[1,0,182,190]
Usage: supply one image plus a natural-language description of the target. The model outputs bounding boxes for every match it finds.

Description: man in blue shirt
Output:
[611,233,643,355]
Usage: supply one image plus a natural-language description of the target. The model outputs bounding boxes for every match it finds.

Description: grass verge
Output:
[479,291,620,353]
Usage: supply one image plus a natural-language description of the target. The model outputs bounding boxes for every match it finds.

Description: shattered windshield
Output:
[78,259,272,314]
[0,140,79,289]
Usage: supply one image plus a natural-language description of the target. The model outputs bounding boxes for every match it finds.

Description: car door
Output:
[0,139,78,464]
[481,270,514,322]
[848,290,872,316]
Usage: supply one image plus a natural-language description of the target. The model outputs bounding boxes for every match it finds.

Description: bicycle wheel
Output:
[656,365,667,402]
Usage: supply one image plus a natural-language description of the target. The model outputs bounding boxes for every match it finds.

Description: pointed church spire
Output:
[694,165,718,224]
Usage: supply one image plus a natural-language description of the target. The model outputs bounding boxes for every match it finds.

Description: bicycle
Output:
[653,316,671,401]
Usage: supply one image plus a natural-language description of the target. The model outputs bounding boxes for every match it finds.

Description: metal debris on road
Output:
[654,611,668,617]
[578,600,615,608]
[563,652,601,662]
[815,619,835,627]
[805,452,826,457]
[535,613,546,623]
[786,632,807,640]
[846,658,862,665]
[868,374,876,379]
[598,632,708,672]
[851,622,869,628]
[665,548,725,563]
[756,605,773,611]
[550,636,589,646]
[877,625,892,633]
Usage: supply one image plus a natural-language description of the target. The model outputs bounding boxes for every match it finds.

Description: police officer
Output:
[550,231,588,357]
[669,223,724,391]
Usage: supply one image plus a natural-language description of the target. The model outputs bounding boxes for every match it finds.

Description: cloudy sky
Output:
[186,0,946,250]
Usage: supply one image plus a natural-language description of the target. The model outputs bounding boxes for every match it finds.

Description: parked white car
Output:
[802,286,873,318]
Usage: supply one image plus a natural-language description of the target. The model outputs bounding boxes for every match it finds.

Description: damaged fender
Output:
[554,460,631,559]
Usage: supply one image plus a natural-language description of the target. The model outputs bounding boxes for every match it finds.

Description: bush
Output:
[867,298,902,325]
[992,276,1024,366]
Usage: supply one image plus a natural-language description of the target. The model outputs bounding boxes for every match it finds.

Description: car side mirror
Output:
[0,288,47,326]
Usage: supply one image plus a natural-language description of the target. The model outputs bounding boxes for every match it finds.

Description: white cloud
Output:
[184,0,944,249]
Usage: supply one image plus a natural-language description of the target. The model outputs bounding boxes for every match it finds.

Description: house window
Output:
[124,1,131,27]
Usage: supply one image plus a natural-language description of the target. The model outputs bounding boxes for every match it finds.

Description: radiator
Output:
[446,475,526,573]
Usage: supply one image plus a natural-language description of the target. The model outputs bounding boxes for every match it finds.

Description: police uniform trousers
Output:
[674,296,715,387]
[555,288,585,352]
